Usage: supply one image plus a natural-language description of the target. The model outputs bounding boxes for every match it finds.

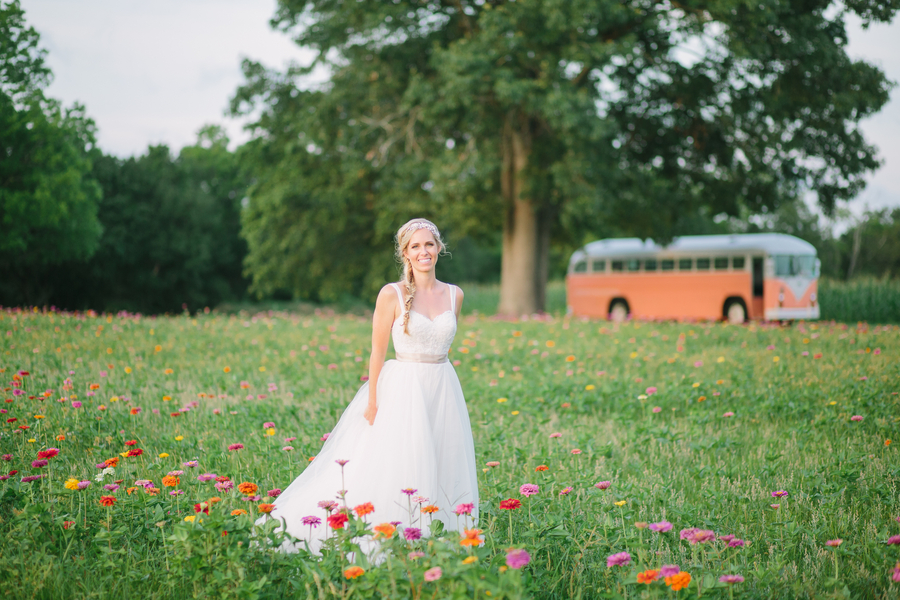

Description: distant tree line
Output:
[1,0,899,315]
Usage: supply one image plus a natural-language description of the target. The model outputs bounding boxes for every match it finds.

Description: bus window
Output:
[775,255,817,277]
[733,256,745,270]
[661,259,674,271]
[627,259,641,272]
[678,258,693,271]
[591,259,606,273]
[696,258,710,270]
[573,260,587,273]
[644,259,658,271]
[714,257,728,270]
[611,260,624,272]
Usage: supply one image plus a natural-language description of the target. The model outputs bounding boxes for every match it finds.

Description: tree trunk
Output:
[498,114,544,317]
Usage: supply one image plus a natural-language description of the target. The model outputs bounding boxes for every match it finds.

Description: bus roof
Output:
[574,233,817,261]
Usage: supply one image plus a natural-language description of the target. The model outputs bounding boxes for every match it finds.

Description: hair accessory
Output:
[405,222,439,238]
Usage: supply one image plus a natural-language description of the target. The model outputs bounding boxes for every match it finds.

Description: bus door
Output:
[751,256,764,318]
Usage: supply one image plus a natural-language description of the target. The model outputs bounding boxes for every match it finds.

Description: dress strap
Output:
[449,284,457,315]
[390,283,405,306]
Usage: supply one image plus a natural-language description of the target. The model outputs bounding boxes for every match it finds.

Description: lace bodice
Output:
[390,283,457,357]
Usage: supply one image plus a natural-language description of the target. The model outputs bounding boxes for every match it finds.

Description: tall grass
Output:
[819,278,900,323]
[460,281,568,316]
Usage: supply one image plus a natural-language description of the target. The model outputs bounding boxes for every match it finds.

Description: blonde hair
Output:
[395,218,446,334]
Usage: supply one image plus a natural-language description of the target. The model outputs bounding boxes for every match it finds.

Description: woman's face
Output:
[404,229,439,274]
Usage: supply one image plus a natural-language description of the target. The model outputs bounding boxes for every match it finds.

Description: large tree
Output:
[234,0,895,314]
[0,0,102,305]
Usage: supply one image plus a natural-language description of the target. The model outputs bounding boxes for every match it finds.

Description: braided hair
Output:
[395,218,446,334]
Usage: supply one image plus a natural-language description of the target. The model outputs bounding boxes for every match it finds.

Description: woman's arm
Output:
[453,285,464,319]
[363,285,398,425]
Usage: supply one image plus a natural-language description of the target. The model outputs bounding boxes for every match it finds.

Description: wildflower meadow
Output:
[1,307,898,599]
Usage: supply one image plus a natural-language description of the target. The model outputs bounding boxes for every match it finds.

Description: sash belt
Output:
[395,352,449,364]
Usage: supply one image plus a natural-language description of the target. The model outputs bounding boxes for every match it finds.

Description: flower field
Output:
[1,307,899,599]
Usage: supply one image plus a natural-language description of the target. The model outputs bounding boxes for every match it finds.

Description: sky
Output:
[20,0,900,216]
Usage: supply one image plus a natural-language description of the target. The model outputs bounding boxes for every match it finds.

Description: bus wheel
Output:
[725,299,747,324]
[609,300,629,323]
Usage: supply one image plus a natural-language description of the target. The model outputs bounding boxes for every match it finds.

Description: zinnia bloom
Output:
[258,503,275,514]
[559,487,573,496]
[401,488,417,496]
[267,488,282,498]
[535,465,548,472]
[31,459,48,468]
[37,448,59,459]
[500,498,522,510]
[162,475,179,487]
[486,461,500,467]
[887,535,900,545]
[459,528,483,547]
[594,481,611,490]
[519,484,539,497]
[403,527,422,541]
[719,575,744,584]
[665,571,691,591]
[423,567,442,582]
[455,503,474,515]
[354,502,375,517]
[301,515,321,527]
[344,566,364,580]
[228,443,244,451]
[659,564,680,578]
[637,570,659,584]
[649,521,673,532]
[506,548,530,569]
[422,505,440,514]
[99,495,116,507]
[230,509,248,516]
[606,552,631,567]
[237,482,258,495]
[373,522,395,539]
[771,490,788,498]
[825,539,842,547]
[328,512,349,529]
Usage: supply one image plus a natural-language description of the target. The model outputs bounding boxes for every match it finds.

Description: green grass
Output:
[1,309,899,599]
[819,278,900,324]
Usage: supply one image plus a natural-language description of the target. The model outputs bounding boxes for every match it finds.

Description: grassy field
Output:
[0,307,898,599]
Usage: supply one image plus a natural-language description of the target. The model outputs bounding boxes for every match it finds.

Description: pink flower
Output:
[571,448,582,455]
[486,461,500,467]
[694,361,703,367]
[282,446,294,452]
[606,552,631,567]
[887,535,900,545]
[401,488,417,496]
[771,490,788,498]
[321,433,330,441]
[71,401,82,408]
[659,564,680,578]
[718,534,735,543]
[455,503,474,515]
[850,415,863,422]
[594,481,611,490]
[645,386,657,395]
[893,562,900,582]
[559,487,573,496]
[519,484,540,497]
[719,575,744,584]
[506,548,531,569]
[825,539,842,547]
[680,528,715,544]
[268,488,282,498]
[408,551,425,559]
[652,406,662,413]
[301,516,321,527]
[649,521,672,532]
[873,348,881,355]
[549,432,562,438]
[404,527,422,541]
[423,567,442,582]
[263,421,275,428]
[728,539,745,547]
[723,411,734,418]
[228,443,244,451]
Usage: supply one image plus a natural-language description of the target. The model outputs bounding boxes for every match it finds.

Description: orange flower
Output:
[104,457,119,468]
[460,528,484,547]
[535,465,549,472]
[161,476,179,487]
[56,434,65,441]
[344,566,365,579]
[565,355,576,362]
[373,523,396,539]
[223,367,231,373]
[126,487,137,495]
[208,496,222,504]
[637,570,659,584]
[258,503,275,514]
[665,571,691,591]
[145,487,160,496]
[237,482,258,495]
[129,408,140,415]
[231,509,248,516]
[99,495,116,507]
[89,383,100,390]
[354,502,374,517]
[422,505,440,514]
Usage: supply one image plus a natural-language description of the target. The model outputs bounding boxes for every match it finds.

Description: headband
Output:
[404,222,439,238]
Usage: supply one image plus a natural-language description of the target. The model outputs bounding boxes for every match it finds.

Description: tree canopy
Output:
[233,0,896,313]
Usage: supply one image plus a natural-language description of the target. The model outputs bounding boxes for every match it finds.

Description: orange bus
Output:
[565,233,820,323]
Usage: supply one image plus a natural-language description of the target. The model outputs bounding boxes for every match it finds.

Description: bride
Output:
[260,218,479,553]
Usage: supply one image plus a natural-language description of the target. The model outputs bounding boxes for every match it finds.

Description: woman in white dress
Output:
[260,218,479,554]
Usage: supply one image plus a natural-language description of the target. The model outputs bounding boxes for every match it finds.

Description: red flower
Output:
[18,425,28,430]
[124,440,137,446]
[37,448,59,459]
[6,418,16,423]
[63,520,75,529]
[170,412,180,417]
[194,502,210,514]
[8,470,18,476]
[500,498,522,510]
[215,475,230,482]
[327,513,349,529]
[126,448,143,457]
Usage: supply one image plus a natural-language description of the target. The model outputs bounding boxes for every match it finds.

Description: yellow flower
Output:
[159,453,169,458]
[629,352,638,359]
[175,435,183,441]
[258,366,266,372]
[828,401,837,406]
[124,367,132,374]
[64,478,80,490]
[585,384,595,391]
[154,345,162,352]
[110,396,119,402]
[34,415,45,419]
[184,515,196,523]
[511,411,520,416]
[164,368,174,375]
[27,439,36,443]
[692,382,700,388]
[462,556,478,564]
[497,398,508,403]
[717,356,725,363]
[106,347,113,354]
[162,396,171,402]
[119,451,129,457]
[773,356,780,362]
[614,500,627,507]
[546,341,555,347]
[223,366,231,373]
[266,428,275,436]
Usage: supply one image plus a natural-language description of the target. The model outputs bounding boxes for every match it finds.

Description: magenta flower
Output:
[401,488,417,496]
[318,500,338,512]
[649,521,672,532]
[215,480,233,492]
[728,539,745,547]
[520,484,540,497]
[455,503,474,515]
[771,490,788,498]
[680,528,715,544]
[183,460,198,468]
[850,415,863,422]
[169,490,184,496]
[559,487,573,496]
[1,455,11,461]
[263,421,275,428]
[595,481,611,490]
[506,548,531,569]
[77,480,90,489]
[21,474,46,482]
[335,459,349,466]
[228,443,244,451]
[887,535,900,545]
[825,539,842,547]
[404,527,422,541]
[718,534,735,543]
[301,515,321,527]
[31,459,48,468]
[606,552,631,568]
[646,386,657,395]
[268,488,282,498]
[893,563,900,582]
[424,567,442,582]
[197,473,217,482]
[104,484,119,492]
[71,401,82,408]
[719,575,744,584]
[660,564,680,578]
[652,406,662,413]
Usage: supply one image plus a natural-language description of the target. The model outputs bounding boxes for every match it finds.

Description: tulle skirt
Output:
[257,359,479,553]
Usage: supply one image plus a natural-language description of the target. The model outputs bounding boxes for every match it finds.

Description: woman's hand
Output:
[363,403,377,426]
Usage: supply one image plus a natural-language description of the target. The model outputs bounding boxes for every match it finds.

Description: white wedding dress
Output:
[260,283,478,553]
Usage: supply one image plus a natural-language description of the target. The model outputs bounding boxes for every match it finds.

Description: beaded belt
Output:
[395,352,449,364]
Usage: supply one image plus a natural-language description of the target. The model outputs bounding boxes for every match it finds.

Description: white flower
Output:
[94,473,105,482]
